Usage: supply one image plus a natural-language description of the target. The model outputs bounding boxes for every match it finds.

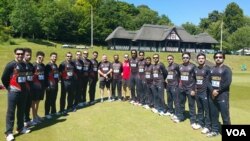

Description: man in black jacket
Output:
[207,51,232,137]
[1,48,31,141]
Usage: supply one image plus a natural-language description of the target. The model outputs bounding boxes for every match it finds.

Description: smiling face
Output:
[167,56,174,64]
[15,49,24,62]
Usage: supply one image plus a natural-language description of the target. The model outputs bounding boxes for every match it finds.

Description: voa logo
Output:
[226,129,246,136]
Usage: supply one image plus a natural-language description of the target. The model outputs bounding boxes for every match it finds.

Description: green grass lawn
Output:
[0,39,250,141]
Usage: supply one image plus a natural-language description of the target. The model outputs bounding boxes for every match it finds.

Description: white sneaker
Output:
[143,105,150,109]
[206,132,219,137]
[191,123,198,129]
[171,115,177,120]
[18,127,31,134]
[45,115,52,119]
[173,118,180,123]
[151,108,159,114]
[6,134,14,141]
[194,124,202,130]
[201,128,210,134]
[130,100,135,104]
[159,111,165,116]
[164,112,171,116]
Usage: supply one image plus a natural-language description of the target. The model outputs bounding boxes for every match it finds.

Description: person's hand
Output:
[212,89,219,99]
[190,90,196,96]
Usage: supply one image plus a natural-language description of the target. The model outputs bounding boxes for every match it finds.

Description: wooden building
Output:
[105,24,218,52]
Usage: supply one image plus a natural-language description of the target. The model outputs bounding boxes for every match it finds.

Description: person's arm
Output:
[1,62,13,89]
[44,64,50,87]
[160,63,168,80]
[218,66,232,93]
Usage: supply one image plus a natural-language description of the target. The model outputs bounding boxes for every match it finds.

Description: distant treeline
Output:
[0,0,250,51]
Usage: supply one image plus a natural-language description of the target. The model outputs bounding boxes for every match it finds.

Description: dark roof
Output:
[175,27,197,43]
[105,26,137,41]
[133,24,170,41]
[195,32,219,44]
[105,24,217,44]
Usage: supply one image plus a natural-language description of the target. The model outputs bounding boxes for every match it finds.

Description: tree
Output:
[224,2,244,33]
[10,0,40,38]
[39,0,59,40]
[0,0,14,26]
[228,26,250,50]
[133,5,158,27]
[157,14,173,26]
[182,22,201,35]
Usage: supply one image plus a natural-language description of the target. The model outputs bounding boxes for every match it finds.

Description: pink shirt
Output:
[122,61,130,80]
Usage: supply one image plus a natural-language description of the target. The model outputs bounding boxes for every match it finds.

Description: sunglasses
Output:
[215,56,223,59]
[153,57,159,59]
[16,53,23,55]
[182,57,189,59]
[67,56,72,57]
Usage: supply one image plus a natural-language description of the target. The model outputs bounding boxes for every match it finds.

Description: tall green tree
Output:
[133,5,158,27]
[224,2,244,33]
[228,26,250,50]
[39,0,59,40]
[10,0,40,38]
[182,22,201,35]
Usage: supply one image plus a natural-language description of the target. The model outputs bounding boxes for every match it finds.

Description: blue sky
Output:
[122,0,250,26]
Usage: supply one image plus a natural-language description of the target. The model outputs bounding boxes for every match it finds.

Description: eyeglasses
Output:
[153,57,158,59]
[182,57,189,59]
[215,56,223,59]
[16,53,23,55]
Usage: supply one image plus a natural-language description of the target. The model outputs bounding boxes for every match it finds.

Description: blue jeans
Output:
[196,91,211,129]
[5,91,27,135]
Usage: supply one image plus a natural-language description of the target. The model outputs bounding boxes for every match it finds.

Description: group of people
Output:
[1,48,232,141]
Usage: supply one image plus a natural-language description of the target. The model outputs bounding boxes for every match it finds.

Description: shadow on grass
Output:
[27,39,56,47]
[14,117,67,138]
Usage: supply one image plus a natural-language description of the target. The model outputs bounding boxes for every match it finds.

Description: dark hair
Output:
[167,54,174,59]
[197,52,206,59]
[145,56,151,60]
[153,53,159,57]
[213,51,225,59]
[139,51,144,55]
[182,52,191,57]
[36,51,45,57]
[50,52,57,56]
[24,48,32,54]
[14,48,24,53]
[131,49,137,54]
[113,54,119,57]
[66,52,72,56]
[93,51,98,55]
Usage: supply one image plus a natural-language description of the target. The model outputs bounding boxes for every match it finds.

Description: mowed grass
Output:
[0,39,250,141]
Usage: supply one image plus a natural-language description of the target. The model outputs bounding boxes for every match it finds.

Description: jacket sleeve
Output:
[1,62,13,89]
[218,66,232,93]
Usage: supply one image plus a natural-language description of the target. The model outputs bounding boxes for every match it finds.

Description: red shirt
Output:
[122,61,130,80]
